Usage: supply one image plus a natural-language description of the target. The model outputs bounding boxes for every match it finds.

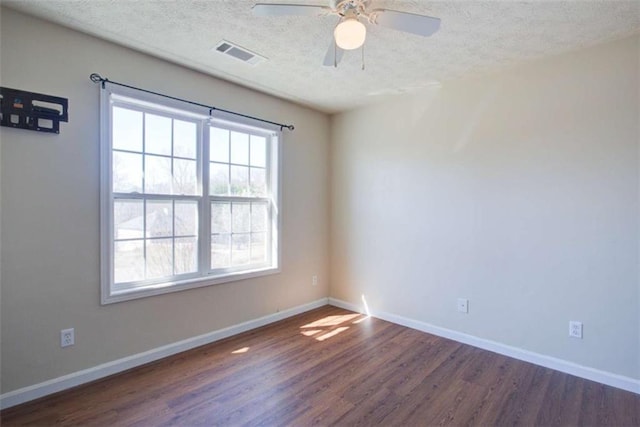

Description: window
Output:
[101,86,280,304]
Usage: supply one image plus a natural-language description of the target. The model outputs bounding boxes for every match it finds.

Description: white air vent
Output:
[213,40,267,66]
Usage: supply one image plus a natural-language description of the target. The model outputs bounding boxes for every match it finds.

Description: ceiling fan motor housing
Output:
[335,0,368,18]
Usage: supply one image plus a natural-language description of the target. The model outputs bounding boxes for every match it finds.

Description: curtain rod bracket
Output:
[88,73,294,131]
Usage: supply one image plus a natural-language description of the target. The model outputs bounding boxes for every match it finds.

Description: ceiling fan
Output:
[252,0,441,67]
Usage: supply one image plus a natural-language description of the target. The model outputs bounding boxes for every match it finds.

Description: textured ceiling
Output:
[4,0,640,113]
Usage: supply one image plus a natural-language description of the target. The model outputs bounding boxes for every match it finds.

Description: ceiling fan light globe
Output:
[334,18,366,50]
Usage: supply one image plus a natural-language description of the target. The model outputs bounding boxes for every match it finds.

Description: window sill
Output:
[101,266,280,305]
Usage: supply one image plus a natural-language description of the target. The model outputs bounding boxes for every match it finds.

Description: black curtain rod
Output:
[89,73,294,131]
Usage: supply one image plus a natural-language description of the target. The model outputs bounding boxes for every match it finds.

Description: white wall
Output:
[0,8,330,393]
[331,35,640,380]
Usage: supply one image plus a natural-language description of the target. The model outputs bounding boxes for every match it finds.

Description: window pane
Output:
[211,233,231,269]
[175,237,197,275]
[146,200,173,238]
[145,113,172,156]
[146,238,173,279]
[174,120,196,159]
[145,155,172,194]
[175,201,198,237]
[232,233,250,266]
[232,203,250,233]
[230,131,249,165]
[107,89,280,300]
[113,151,143,193]
[211,202,231,233]
[251,232,267,263]
[114,199,144,240]
[113,107,143,152]
[230,165,249,196]
[173,158,197,195]
[210,162,229,196]
[251,202,268,232]
[210,127,229,163]
[250,135,266,167]
[250,167,266,196]
[114,240,144,283]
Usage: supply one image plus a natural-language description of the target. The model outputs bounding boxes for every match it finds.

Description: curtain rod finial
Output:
[90,73,107,89]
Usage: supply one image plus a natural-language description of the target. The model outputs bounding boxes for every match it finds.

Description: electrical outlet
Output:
[312,275,318,286]
[61,328,74,347]
[569,321,583,339]
[457,298,469,313]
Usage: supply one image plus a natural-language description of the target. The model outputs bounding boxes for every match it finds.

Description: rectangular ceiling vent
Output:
[214,40,267,66]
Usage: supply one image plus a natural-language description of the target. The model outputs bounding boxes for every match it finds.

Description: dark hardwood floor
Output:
[2,305,639,426]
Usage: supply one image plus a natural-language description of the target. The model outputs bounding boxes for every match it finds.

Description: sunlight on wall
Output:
[361,294,370,317]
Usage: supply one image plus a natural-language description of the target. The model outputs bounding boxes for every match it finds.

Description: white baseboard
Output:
[328,297,640,395]
[4,296,636,410]
[0,298,329,410]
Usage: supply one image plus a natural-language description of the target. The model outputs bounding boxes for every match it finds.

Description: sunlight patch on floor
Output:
[231,347,250,354]
[300,314,361,328]
[352,316,369,324]
[315,326,349,341]
[299,312,367,341]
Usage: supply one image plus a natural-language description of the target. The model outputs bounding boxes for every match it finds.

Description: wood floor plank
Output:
[536,370,584,426]
[1,305,638,426]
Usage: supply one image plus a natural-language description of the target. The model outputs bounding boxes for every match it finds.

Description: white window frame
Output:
[100,85,281,304]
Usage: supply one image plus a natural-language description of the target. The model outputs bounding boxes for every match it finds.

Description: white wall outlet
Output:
[61,328,75,347]
[569,321,583,339]
[312,275,318,286]
[457,298,469,313]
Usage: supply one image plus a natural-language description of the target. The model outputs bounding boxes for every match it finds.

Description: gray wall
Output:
[331,35,640,379]
[0,8,330,393]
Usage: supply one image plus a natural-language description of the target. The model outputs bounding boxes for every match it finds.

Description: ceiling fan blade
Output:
[322,40,344,67]
[252,3,331,16]
[372,9,441,37]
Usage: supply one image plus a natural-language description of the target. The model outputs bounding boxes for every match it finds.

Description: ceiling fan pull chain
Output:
[334,39,338,68]
[361,43,365,71]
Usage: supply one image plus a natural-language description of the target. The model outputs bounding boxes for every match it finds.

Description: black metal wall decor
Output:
[0,87,69,134]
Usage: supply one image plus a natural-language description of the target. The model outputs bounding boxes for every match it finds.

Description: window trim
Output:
[100,85,282,305]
